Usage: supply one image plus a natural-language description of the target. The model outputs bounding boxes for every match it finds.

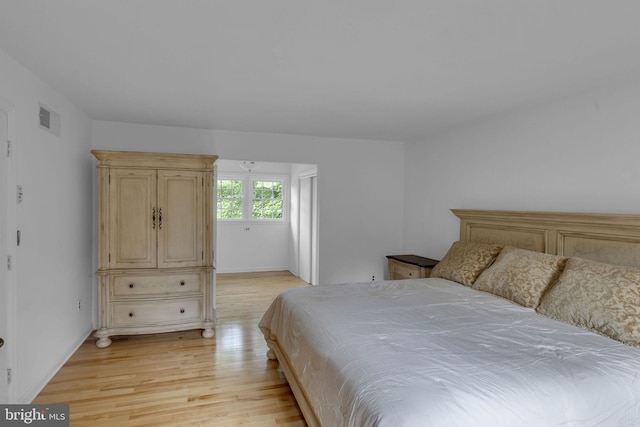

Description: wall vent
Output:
[39,103,61,137]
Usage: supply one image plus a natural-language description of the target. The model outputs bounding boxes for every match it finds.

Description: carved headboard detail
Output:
[452,209,640,268]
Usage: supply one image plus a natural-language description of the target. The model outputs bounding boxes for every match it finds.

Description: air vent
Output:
[39,103,61,137]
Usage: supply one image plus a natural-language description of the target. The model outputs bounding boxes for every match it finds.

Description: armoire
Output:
[91,150,218,348]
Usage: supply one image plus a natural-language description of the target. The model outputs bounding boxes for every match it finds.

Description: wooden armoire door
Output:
[157,170,204,268]
[109,168,157,269]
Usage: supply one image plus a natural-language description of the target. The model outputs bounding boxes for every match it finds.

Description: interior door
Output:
[299,177,312,283]
[0,109,10,402]
[310,175,318,285]
[109,168,157,269]
[299,174,318,285]
[157,170,203,268]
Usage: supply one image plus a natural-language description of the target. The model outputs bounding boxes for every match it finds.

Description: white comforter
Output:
[259,278,640,427]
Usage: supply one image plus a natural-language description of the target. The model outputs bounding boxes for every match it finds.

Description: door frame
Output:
[0,98,17,403]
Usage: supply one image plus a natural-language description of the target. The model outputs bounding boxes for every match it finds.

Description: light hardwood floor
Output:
[33,271,309,426]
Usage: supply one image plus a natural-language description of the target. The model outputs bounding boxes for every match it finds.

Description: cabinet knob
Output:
[180,280,185,286]
[129,283,134,288]
[180,308,185,314]
[129,312,134,317]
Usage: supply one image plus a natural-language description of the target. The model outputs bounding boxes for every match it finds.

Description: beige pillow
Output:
[537,257,640,347]
[430,241,503,287]
[473,247,567,308]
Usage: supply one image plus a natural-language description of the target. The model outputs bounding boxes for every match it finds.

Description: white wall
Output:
[217,221,290,273]
[0,49,94,402]
[92,121,406,284]
[404,78,640,261]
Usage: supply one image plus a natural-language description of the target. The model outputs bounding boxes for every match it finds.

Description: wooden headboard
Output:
[452,209,640,268]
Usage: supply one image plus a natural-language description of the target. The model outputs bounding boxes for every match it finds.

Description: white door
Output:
[299,177,312,283]
[299,172,318,285]
[0,108,10,403]
[310,175,318,285]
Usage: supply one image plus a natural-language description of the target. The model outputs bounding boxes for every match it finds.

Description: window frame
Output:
[216,174,245,221]
[216,172,288,223]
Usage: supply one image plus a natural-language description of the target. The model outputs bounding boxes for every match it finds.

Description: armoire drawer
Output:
[110,297,203,327]
[111,273,202,298]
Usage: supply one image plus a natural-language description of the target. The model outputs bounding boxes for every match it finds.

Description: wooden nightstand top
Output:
[386,255,439,268]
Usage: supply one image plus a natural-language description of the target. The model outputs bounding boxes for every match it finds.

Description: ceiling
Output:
[1,1,640,142]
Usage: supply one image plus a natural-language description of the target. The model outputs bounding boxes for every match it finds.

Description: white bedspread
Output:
[259,278,640,427]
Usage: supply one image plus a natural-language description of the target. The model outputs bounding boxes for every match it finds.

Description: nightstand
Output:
[386,255,439,280]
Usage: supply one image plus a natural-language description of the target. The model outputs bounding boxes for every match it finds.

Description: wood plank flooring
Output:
[33,271,309,426]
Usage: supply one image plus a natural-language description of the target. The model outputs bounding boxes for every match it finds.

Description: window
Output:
[252,180,284,219]
[217,176,287,221]
[217,179,243,219]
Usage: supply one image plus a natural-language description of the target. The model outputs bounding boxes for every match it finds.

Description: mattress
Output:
[259,278,640,426]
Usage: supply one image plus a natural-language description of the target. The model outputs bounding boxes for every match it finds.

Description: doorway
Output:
[215,160,318,281]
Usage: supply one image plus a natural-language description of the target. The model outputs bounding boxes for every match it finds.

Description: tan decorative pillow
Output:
[537,257,640,347]
[473,247,567,308]
[430,241,503,287]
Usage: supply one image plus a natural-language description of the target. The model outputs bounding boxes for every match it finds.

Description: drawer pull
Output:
[129,312,134,317]
[409,272,413,276]
[180,280,185,286]
[180,308,185,314]
[129,283,134,288]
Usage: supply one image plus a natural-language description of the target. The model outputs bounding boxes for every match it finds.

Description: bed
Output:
[259,210,640,426]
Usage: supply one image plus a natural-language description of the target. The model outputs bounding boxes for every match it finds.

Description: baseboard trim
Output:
[216,266,293,274]
[21,328,93,403]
